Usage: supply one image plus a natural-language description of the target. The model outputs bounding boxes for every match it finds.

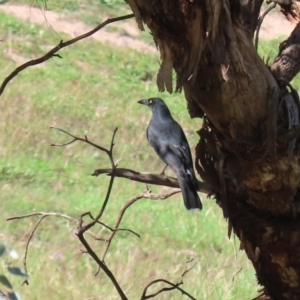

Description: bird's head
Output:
[137,98,166,112]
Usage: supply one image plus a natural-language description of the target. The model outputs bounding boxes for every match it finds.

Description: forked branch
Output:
[54,127,128,299]
[141,259,197,300]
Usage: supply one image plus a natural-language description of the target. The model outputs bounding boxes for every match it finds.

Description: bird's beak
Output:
[137,99,148,106]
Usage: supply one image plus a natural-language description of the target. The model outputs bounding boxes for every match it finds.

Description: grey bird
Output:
[138,97,202,210]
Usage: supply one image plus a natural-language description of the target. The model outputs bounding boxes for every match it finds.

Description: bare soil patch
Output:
[0,4,157,54]
[0,3,295,60]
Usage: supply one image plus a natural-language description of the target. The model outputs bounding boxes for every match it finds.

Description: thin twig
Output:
[101,189,180,262]
[181,258,197,280]
[141,259,197,299]
[23,216,47,281]
[76,212,139,238]
[100,194,143,267]
[141,279,195,300]
[50,127,110,154]
[255,3,276,50]
[8,211,79,222]
[7,212,105,241]
[79,129,118,232]
[97,221,140,238]
[0,14,134,97]
[232,266,242,282]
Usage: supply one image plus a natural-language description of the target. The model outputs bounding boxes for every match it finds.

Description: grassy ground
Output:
[1,2,296,299]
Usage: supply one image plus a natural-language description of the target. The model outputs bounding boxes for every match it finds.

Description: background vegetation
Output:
[0,1,295,299]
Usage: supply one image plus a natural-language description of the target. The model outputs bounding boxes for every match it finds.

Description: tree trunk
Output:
[126,0,300,299]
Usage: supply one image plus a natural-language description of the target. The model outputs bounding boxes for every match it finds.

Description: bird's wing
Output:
[156,140,190,171]
[167,126,193,168]
[169,142,190,164]
[167,130,198,189]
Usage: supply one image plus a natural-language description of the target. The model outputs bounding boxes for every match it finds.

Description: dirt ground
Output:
[0,3,157,54]
[0,3,295,54]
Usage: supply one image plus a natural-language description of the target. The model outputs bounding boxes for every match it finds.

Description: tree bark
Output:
[126,0,300,299]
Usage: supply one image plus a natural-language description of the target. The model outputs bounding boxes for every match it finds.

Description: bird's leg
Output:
[160,164,169,179]
[145,183,151,193]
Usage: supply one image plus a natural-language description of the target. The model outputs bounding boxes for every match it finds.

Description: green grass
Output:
[0,6,267,300]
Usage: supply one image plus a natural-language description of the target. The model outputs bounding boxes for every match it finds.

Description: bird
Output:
[138,97,202,211]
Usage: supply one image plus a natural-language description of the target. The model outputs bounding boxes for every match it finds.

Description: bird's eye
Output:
[149,99,153,105]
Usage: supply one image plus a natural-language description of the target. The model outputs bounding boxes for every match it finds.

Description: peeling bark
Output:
[127,0,300,299]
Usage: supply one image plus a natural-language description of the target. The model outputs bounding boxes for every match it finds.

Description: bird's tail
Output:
[178,178,202,211]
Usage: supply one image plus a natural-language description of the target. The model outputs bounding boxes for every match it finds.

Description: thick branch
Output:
[0,13,134,97]
[93,168,211,194]
[271,23,300,82]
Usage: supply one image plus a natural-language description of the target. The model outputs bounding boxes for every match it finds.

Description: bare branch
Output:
[76,232,128,300]
[97,221,140,239]
[255,2,277,50]
[143,189,181,200]
[23,216,46,281]
[0,14,134,97]
[232,266,243,282]
[93,168,211,194]
[141,258,197,300]
[82,131,118,228]
[7,212,103,240]
[101,189,180,262]
[181,258,197,280]
[82,211,140,240]
[50,127,111,154]
[141,279,195,299]
[8,211,79,222]
[66,128,129,299]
